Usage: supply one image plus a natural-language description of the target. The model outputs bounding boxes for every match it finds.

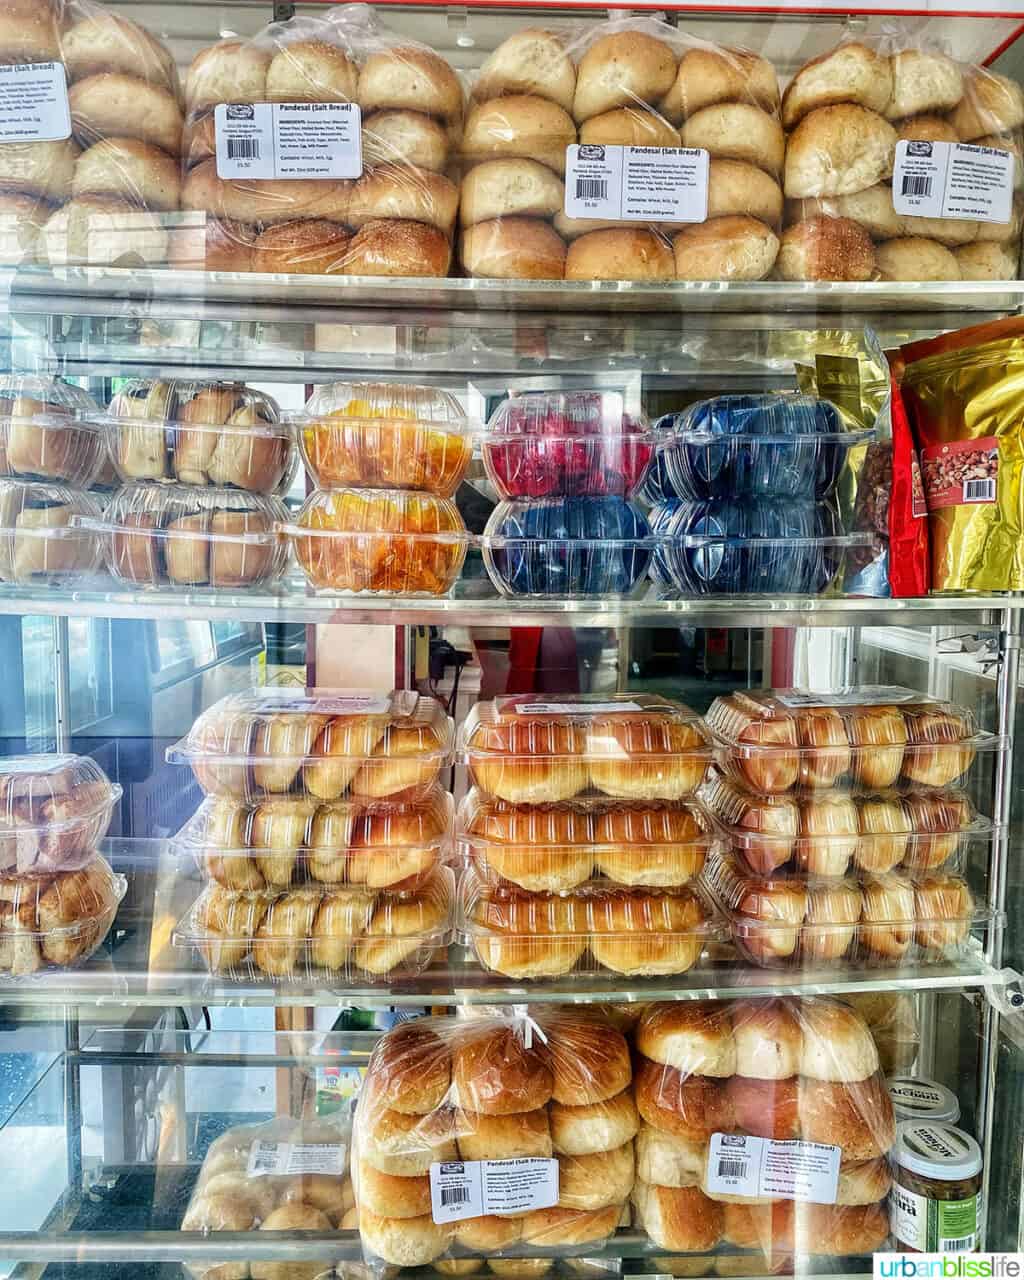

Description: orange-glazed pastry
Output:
[291,489,468,595]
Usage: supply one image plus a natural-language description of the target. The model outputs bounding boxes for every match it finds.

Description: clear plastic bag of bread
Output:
[181,1112,355,1280]
[459,16,783,282]
[630,997,896,1261]
[779,31,1024,282]
[179,5,460,278]
[353,1009,640,1270]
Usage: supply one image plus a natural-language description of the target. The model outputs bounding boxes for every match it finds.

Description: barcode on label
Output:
[717,1159,748,1178]
[228,138,260,159]
[901,174,933,197]
[575,178,607,200]
[249,1142,279,1175]
[943,1239,973,1252]
[965,477,996,502]
[441,1186,470,1206]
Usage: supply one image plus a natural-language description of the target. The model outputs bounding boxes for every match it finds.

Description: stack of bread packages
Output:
[287,381,472,596]
[631,998,895,1262]
[780,38,1024,282]
[460,19,785,282]
[0,753,126,974]
[180,8,460,277]
[354,1011,639,1268]
[456,693,724,979]
[697,686,995,970]
[167,688,458,982]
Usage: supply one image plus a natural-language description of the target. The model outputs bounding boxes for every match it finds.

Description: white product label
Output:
[429,1159,559,1224]
[893,139,1014,224]
[264,695,390,716]
[890,1182,980,1252]
[706,1134,841,1205]
[0,62,70,143]
[215,102,362,180]
[564,145,709,223]
[514,701,644,715]
[246,1140,346,1177]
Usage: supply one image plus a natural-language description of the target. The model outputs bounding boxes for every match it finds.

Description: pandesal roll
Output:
[456,1106,552,1160]
[461,217,566,280]
[914,874,973,950]
[704,160,784,225]
[951,70,1024,140]
[632,1181,724,1253]
[777,215,876,281]
[878,236,961,281]
[462,95,576,175]
[722,1200,793,1254]
[682,104,785,177]
[797,1073,895,1160]
[565,227,674,281]
[451,1022,554,1115]
[724,1075,799,1140]
[886,49,963,120]
[359,1206,452,1267]
[357,1160,432,1219]
[784,105,897,198]
[801,880,862,962]
[360,1104,458,1175]
[345,218,452,277]
[473,29,576,114]
[363,1021,452,1116]
[542,1011,632,1106]
[798,996,880,1081]
[847,705,907,788]
[459,158,564,227]
[550,1089,639,1156]
[572,31,677,123]
[592,801,710,886]
[69,74,183,155]
[579,108,680,148]
[0,192,48,264]
[781,42,892,130]
[347,165,458,236]
[0,1,62,64]
[358,47,463,123]
[167,216,256,273]
[520,1204,621,1246]
[794,1201,891,1255]
[836,1157,892,1206]
[40,196,168,267]
[634,1124,705,1187]
[362,110,449,172]
[63,11,179,93]
[183,159,352,227]
[265,40,358,104]
[973,191,1023,241]
[729,998,800,1078]
[72,139,181,211]
[659,47,778,124]
[896,214,978,247]
[0,139,78,202]
[587,887,708,975]
[252,220,352,275]
[186,41,270,112]
[637,1001,736,1076]
[455,1216,522,1251]
[586,707,710,799]
[673,216,779,281]
[634,1057,734,1142]
[558,1142,635,1210]
[796,794,858,877]
[896,115,960,145]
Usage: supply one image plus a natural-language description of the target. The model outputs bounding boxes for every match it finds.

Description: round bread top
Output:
[367,1022,451,1113]
[472,28,576,114]
[729,999,802,1079]
[573,31,677,123]
[798,999,879,1081]
[637,1001,737,1076]
[266,40,359,103]
[358,46,463,121]
[542,1013,632,1103]
[350,792,449,849]
[452,1023,554,1114]
[804,880,863,926]
[585,713,708,761]
[466,795,595,846]
[901,790,969,833]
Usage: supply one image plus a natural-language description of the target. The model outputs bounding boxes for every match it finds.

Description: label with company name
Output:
[246,1140,346,1177]
[920,437,999,510]
[0,62,70,143]
[215,101,361,180]
[564,144,709,223]
[429,1159,558,1224]
[514,701,644,715]
[706,1133,841,1204]
[891,1183,980,1252]
[893,139,1014,224]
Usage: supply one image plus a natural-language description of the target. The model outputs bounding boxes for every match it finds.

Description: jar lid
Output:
[893,1120,982,1180]
[889,1076,961,1124]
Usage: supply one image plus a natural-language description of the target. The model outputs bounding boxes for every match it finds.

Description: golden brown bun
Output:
[520,1204,621,1246]
[951,71,1024,140]
[795,1201,891,1255]
[797,1074,895,1160]
[572,31,676,124]
[362,110,448,172]
[847,706,907,787]
[545,1013,632,1104]
[637,1001,736,1076]
[586,713,708,799]
[713,693,799,791]
[252,220,352,275]
[346,797,446,889]
[456,1106,551,1160]
[733,874,807,962]
[724,1075,800,1141]
[63,13,177,93]
[659,47,778,124]
[309,885,371,970]
[796,794,858,877]
[252,887,319,977]
[460,216,566,281]
[366,1022,451,1115]
[550,1088,639,1156]
[344,218,452,277]
[266,41,358,104]
[467,796,593,891]
[0,139,78,202]
[473,932,586,979]
[469,717,586,802]
[488,1263,551,1279]
[72,138,180,211]
[463,95,576,175]
[786,188,895,246]
[785,104,896,199]
[69,74,183,155]
[722,1200,793,1253]
[167,217,256,273]
[452,1023,553,1115]
[634,1057,734,1142]
[673,216,779,281]
[915,873,972,950]
[455,1214,522,1251]
[855,796,911,874]
[357,1160,432,1219]
[593,803,708,887]
[632,1181,724,1252]
[877,236,962,280]
[860,873,916,959]
[358,47,463,123]
[347,165,458,236]
[587,889,707,976]
[186,41,270,112]
[802,881,862,962]
[782,42,892,130]
[580,107,680,148]
[956,240,1019,280]
[897,114,960,144]
[473,30,576,114]
[460,158,564,227]
[901,792,969,871]
[836,1157,892,1206]
[348,722,443,800]
[355,884,447,976]
[250,797,315,885]
[902,707,976,787]
[360,1105,458,1176]
[683,104,785,177]
[254,712,329,793]
[359,1206,452,1267]
[634,1124,705,1187]
[794,706,851,787]
[729,998,801,1079]
[559,1141,635,1210]
[183,159,351,227]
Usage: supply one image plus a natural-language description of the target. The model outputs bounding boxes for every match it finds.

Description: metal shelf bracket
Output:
[936,630,1009,672]
[984,969,1024,1016]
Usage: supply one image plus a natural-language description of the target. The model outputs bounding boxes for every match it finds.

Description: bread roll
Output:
[463,95,576,175]
[550,1089,639,1156]
[877,235,960,280]
[795,1201,891,1255]
[73,139,180,211]
[580,107,680,148]
[730,998,800,1079]
[456,1106,551,1161]
[452,1024,553,1115]
[183,159,351,227]
[253,1203,333,1280]
[310,886,372,970]
[637,1001,736,1076]
[796,794,858,877]
[365,1022,451,1115]
[359,1207,452,1267]
[488,1263,551,1279]
[251,220,352,275]
[266,41,358,104]
[720,1075,799,1143]
[673,215,779,281]
[564,226,675,281]
[897,214,978,247]
[69,74,183,155]
[802,881,862,962]
[461,216,565,280]
[520,1204,621,1246]
[785,105,897,198]
[632,1181,724,1252]
[361,1105,457,1176]
[358,47,462,122]
[635,1124,705,1187]
[344,218,452,277]
[956,240,1018,280]
[782,43,893,130]
[855,796,911,873]
[588,889,706,976]
[460,158,564,227]
[572,32,677,124]
[186,41,270,112]
[798,998,880,1081]
[252,887,319,977]
[897,115,960,144]
[455,1214,522,1251]
[901,792,969,872]
[593,803,708,887]
[974,191,1023,241]
[797,1074,895,1160]
[167,217,255,273]
[0,139,78,202]
[847,706,907,788]
[836,1157,892,1206]
[634,1057,734,1142]
[558,1141,635,1210]
[683,104,784,177]
[859,874,915,960]
[586,712,708,799]
[722,1200,793,1254]
[0,1,61,64]
[362,110,448,172]
[473,29,576,114]
[659,47,778,125]
[347,165,458,235]
[734,876,807,963]
[951,71,1024,141]
[251,798,315,885]
[355,883,447,976]
[902,707,975,787]
[63,12,178,93]
[915,874,972,950]
[358,1160,432,1219]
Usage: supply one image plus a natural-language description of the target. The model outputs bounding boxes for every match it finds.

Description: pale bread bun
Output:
[362,111,448,172]
[550,1088,639,1156]
[0,1,61,63]
[673,215,779,280]
[365,1022,451,1115]
[358,47,462,122]
[185,163,351,225]
[521,1204,621,1246]
[635,1124,705,1187]
[452,1023,553,1115]
[730,998,801,1079]
[357,1160,432,1219]
[553,214,661,240]
[896,114,959,144]
[455,1214,522,1251]
[572,31,677,124]
[797,794,858,877]
[463,95,576,175]
[876,236,960,280]
[186,41,270,112]
[795,1202,891,1256]
[359,1207,452,1267]
[361,1106,457,1176]
[73,139,180,211]
[915,873,973,950]
[631,1181,724,1252]
[545,1013,632,1104]
[566,228,673,281]
[636,1001,736,1076]
[0,139,78,201]
[723,1075,799,1142]
[62,12,178,93]
[252,1203,333,1280]
[975,191,1023,241]
[897,213,977,247]
[0,192,46,263]
[951,71,1024,140]
[956,240,1019,279]
[580,107,680,148]
[167,217,256,272]
[252,220,352,275]
[802,881,862,962]
[975,135,1024,189]
[460,158,563,227]
[461,216,565,280]
[787,183,900,240]
[456,1106,552,1160]
[705,159,783,225]
[266,41,358,103]
[776,216,876,281]
[473,933,585,978]
[347,164,457,235]
[659,47,778,125]
[722,1200,793,1252]
[180,1190,257,1232]
[836,1157,892,1206]
[40,196,167,267]
[781,43,893,130]
[344,218,451,277]
[886,50,963,121]
[784,104,896,198]
[558,1141,635,1210]
[473,30,575,114]
[682,104,784,177]
[797,1074,895,1160]
[798,998,879,1081]
[69,74,183,155]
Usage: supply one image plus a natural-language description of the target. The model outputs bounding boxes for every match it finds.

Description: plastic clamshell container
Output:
[704,686,1001,796]
[0,754,122,878]
[458,788,718,892]
[459,694,714,804]
[0,854,127,975]
[0,375,104,487]
[0,479,103,585]
[98,483,289,589]
[174,865,454,982]
[174,785,454,892]
[100,378,294,494]
[481,391,654,499]
[660,394,871,501]
[702,850,995,971]
[700,771,994,879]
[482,497,653,598]
[168,688,455,806]
[458,867,717,978]
[300,382,474,498]
[638,416,681,505]
[286,489,470,596]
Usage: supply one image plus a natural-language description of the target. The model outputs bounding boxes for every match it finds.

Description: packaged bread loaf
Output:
[0,376,104,488]
[0,478,103,585]
[631,997,895,1259]
[353,1011,637,1268]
